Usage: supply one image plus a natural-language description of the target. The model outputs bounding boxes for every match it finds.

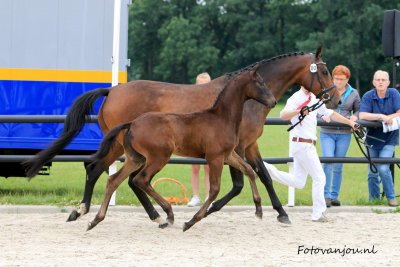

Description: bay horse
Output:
[23,47,339,225]
[86,66,277,231]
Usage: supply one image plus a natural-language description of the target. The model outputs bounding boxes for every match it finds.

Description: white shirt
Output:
[282,89,333,140]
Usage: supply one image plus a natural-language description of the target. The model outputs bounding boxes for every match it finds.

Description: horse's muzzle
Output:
[268,100,277,108]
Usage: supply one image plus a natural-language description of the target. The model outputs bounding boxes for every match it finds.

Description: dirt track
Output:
[0,206,399,267]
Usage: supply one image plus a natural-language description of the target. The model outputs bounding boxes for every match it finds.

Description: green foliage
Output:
[296,0,397,93]
[128,0,400,92]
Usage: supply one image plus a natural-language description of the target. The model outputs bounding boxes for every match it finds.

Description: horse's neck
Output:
[259,56,306,101]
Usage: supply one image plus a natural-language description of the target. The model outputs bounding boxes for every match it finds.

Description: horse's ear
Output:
[250,69,260,81]
[251,63,261,79]
[316,46,323,59]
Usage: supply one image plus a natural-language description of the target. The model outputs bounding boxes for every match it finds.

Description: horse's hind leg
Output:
[132,157,174,228]
[67,143,124,222]
[127,170,161,223]
[225,151,263,218]
[87,160,138,231]
[246,143,291,224]
[206,148,245,216]
[184,156,224,232]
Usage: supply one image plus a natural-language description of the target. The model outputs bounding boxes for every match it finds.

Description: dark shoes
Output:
[325,198,341,207]
[331,199,341,206]
[388,199,399,207]
[325,198,332,208]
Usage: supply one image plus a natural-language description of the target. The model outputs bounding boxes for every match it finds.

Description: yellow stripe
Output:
[0,68,127,83]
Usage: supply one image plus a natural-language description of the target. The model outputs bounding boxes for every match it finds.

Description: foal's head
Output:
[243,67,277,109]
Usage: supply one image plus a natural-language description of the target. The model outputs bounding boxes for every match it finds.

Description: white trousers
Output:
[264,142,326,220]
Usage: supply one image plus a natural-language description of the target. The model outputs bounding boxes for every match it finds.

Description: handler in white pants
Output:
[264,87,358,222]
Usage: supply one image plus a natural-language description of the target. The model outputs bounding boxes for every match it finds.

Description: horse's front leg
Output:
[183,156,223,232]
[206,148,245,216]
[246,143,291,224]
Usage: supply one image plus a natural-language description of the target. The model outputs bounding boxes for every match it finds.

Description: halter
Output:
[287,54,336,132]
[308,53,336,99]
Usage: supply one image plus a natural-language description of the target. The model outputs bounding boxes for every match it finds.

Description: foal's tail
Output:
[87,123,131,175]
[22,88,110,178]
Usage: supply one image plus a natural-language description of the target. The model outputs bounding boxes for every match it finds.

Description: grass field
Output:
[0,103,399,207]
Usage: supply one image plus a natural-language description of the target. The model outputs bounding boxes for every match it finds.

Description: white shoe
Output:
[312,213,329,223]
[187,195,201,207]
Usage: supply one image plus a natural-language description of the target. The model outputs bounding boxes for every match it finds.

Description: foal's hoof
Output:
[66,210,80,222]
[182,222,192,232]
[86,221,97,231]
[159,222,169,229]
[277,215,291,225]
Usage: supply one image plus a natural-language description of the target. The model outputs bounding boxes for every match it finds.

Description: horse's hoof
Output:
[255,211,263,219]
[277,215,291,224]
[159,222,169,229]
[182,222,191,232]
[66,210,80,222]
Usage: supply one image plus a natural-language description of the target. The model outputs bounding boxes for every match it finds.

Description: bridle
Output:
[287,53,337,132]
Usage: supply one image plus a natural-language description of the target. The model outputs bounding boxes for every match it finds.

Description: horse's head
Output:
[300,46,340,109]
[247,66,277,109]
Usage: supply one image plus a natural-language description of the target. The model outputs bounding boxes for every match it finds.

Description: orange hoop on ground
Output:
[151,177,189,205]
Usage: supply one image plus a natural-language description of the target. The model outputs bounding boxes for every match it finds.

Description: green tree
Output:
[128,0,172,80]
[297,0,397,93]
[155,16,219,83]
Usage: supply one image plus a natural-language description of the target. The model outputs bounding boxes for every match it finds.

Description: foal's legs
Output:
[183,156,224,232]
[67,144,124,222]
[225,151,263,218]
[87,160,138,230]
[245,143,291,224]
[127,170,161,223]
[132,156,175,228]
[206,148,245,216]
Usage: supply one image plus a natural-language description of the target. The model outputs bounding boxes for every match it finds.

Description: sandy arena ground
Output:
[0,205,399,267]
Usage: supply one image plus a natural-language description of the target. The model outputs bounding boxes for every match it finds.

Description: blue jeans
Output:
[320,132,351,200]
[367,145,396,201]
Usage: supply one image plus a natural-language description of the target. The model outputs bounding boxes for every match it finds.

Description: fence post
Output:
[109,162,117,206]
[108,0,122,206]
[287,132,295,206]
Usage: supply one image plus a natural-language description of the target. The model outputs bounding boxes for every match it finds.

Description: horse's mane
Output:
[226,51,306,78]
[209,51,306,110]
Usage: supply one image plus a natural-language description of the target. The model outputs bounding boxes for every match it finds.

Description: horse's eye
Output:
[322,70,328,75]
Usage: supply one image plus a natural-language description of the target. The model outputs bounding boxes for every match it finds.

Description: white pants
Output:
[264,142,326,220]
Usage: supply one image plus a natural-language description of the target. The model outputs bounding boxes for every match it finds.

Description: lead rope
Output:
[353,127,378,173]
[287,98,330,132]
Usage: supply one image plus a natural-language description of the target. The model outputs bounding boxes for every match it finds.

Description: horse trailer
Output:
[0,0,130,177]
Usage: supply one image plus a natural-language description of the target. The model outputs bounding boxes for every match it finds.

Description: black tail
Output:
[87,123,131,175]
[22,88,110,178]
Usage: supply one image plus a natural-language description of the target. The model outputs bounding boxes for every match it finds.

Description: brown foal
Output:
[86,66,276,231]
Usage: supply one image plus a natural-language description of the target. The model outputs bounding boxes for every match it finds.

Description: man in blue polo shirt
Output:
[359,70,400,207]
